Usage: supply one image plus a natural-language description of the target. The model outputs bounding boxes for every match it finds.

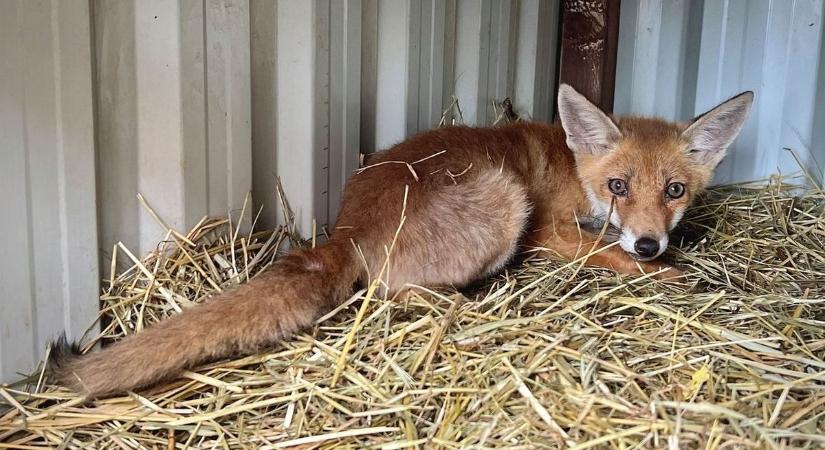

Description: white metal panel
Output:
[406,0,423,134]
[93,0,140,258]
[616,0,825,185]
[254,0,560,232]
[694,0,766,184]
[94,0,253,256]
[360,0,380,154]
[814,13,825,183]
[328,0,363,224]
[454,0,520,125]
[205,0,253,220]
[0,0,98,382]
[0,0,37,383]
[251,0,364,233]
[486,0,518,116]
[363,0,462,143]
[363,0,558,151]
[761,0,823,180]
[514,0,559,121]
[133,0,190,250]
[250,0,279,228]
[614,0,702,120]
[406,0,456,134]
[50,0,100,353]
[273,0,327,235]
[454,0,487,125]
[373,0,412,150]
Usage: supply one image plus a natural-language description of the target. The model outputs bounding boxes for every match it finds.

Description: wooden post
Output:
[557,0,621,112]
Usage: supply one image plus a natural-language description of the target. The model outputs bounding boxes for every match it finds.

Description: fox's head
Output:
[557,84,753,261]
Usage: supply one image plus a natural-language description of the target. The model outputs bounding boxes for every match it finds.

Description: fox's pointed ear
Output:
[682,91,754,167]
[557,84,622,155]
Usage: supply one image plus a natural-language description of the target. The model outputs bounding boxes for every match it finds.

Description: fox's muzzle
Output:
[619,230,668,261]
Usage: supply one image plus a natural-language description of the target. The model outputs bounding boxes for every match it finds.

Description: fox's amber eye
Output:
[666,182,685,199]
[608,179,628,196]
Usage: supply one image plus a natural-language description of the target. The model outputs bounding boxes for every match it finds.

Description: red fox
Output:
[51,84,753,397]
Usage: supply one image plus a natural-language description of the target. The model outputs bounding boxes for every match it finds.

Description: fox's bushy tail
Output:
[50,240,358,398]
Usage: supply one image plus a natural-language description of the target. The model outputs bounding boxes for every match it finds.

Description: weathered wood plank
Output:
[557,0,621,112]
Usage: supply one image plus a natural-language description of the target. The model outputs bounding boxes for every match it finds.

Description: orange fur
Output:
[51,242,357,397]
[50,85,752,397]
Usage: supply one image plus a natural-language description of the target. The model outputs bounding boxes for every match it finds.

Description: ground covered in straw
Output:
[2,177,825,449]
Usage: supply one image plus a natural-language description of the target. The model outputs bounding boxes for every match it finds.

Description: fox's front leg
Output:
[527,223,682,279]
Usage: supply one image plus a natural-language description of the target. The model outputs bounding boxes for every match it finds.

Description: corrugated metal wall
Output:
[615,0,825,184]
[360,0,558,154]
[93,0,253,257]
[3,0,824,382]
[0,0,99,382]
[0,0,559,382]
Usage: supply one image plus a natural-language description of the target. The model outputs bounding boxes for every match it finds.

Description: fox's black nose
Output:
[634,237,660,258]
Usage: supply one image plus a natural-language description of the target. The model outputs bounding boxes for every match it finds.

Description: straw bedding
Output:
[2,127,825,449]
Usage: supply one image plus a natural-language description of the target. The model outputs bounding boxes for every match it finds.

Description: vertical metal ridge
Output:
[202,0,211,221]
